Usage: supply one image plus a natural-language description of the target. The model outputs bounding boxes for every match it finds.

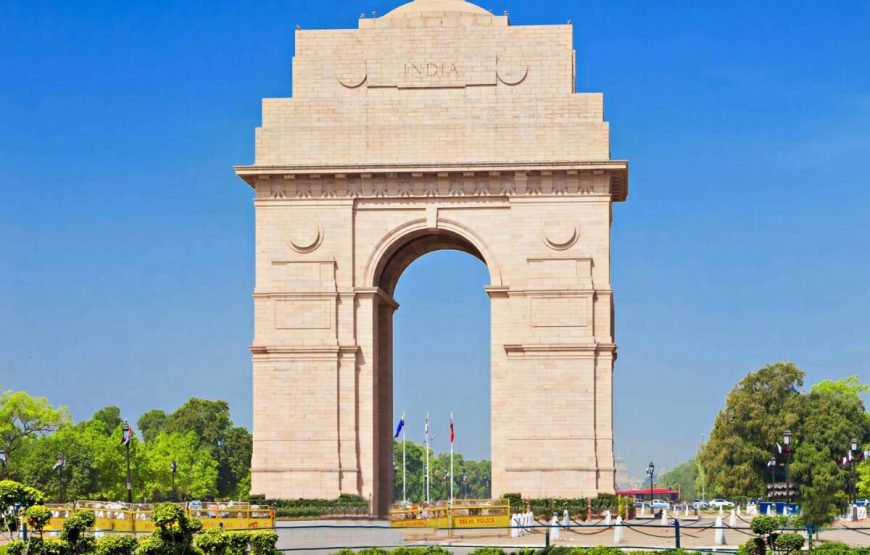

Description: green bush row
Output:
[5,530,278,555]
[248,494,369,518]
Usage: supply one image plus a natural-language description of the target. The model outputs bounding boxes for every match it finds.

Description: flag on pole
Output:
[775,442,783,455]
[121,424,133,445]
[424,414,430,438]
[449,414,455,444]
[394,414,405,439]
[51,456,65,472]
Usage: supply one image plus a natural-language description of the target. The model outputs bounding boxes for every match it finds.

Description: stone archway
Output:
[236,0,628,516]
[368,226,495,514]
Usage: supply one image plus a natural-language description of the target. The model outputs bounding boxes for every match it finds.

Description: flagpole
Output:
[402,412,406,505]
[449,412,454,506]
[425,412,430,504]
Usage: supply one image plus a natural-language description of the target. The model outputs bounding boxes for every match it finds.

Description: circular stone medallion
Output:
[543,223,579,250]
[289,222,323,253]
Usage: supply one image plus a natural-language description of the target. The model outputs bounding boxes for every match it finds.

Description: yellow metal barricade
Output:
[43,501,274,534]
[390,499,510,529]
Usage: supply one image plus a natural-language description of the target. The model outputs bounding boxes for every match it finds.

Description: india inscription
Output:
[236,0,629,515]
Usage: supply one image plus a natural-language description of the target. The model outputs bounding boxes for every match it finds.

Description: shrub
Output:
[775,533,805,554]
[356,549,387,555]
[468,549,506,555]
[738,538,766,555]
[812,542,852,554]
[195,529,228,555]
[584,548,622,555]
[95,534,139,555]
[25,505,53,536]
[224,531,251,555]
[249,530,279,555]
[137,536,166,555]
[6,539,66,555]
[249,495,369,519]
[61,511,97,555]
[151,502,203,555]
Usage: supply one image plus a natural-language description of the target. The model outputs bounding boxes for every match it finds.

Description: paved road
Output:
[275,517,870,554]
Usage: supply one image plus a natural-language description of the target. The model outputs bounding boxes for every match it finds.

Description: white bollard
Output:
[511,513,518,538]
[661,508,668,525]
[604,509,612,525]
[719,506,724,517]
[714,516,726,546]
[684,505,689,517]
[562,509,570,528]
[640,504,646,516]
[729,510,737,528]
[614,516,624,545]
[736,506,742,517]
[551,515,560,541]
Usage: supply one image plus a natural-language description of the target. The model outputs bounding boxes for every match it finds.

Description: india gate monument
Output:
[234,0,629,515]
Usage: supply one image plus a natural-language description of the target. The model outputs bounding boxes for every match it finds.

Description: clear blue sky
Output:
[1,0,869,482]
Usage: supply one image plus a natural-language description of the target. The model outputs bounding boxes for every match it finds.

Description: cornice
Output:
[235,160,628,202]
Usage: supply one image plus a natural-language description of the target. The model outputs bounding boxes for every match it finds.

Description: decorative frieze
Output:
[247,168,623,201]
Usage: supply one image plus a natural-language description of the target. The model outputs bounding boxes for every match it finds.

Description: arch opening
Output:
[370,229,492,512]
[373,228,486,297]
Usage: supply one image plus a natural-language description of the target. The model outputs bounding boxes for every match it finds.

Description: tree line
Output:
[658,363,870,529]
[0,390,251,502]
[391,440,491,502]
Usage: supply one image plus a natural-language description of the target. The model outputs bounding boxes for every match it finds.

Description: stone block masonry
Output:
[236,0,629,516]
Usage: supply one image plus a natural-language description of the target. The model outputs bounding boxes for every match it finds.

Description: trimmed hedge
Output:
[502,494,629,519]
[249,494,369,519]
[4,529,278,555]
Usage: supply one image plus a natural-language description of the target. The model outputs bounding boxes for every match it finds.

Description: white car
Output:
[708,499,735,509]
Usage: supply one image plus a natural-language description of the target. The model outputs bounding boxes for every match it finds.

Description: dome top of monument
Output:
[383,0,490,18]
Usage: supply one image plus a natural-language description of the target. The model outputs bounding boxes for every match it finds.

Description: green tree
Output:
[699,362,804,498]
[859,456,870,497]
[13,417,128,501]
[165,399,250,498]
[139,431,218,501]
[803,378,870,457]
[165,399,232,451]
[137,410,168,444]
[217,427,252,499]
[0,390,70,458]
[811,376,870,399]
[90,407,123,436]
[790,443,844,532]
[658,458,699,500]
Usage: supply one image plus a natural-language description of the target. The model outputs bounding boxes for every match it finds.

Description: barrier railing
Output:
[42,501,274,534]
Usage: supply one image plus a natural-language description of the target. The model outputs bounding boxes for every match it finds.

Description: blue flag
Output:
[394,414,405,438]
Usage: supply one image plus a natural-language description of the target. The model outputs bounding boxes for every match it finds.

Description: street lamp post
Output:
[171,460,178,501]
[783,429,792,507]
[122,421,133,504]
[767,458,776,496]
[844,437,860,505]
[646,462,655,506]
